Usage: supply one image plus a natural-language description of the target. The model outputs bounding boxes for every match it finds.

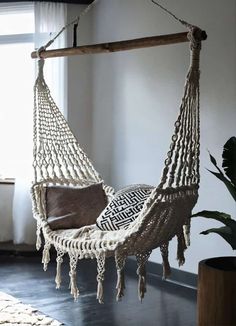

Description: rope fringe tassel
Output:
[115,253,126,301]
[160,243,171,279]
[42,242,51,271]
[177,231,187,266]
[55,251,64,289]
[136,252,151,301]
[96,253,106,304]
[69,255,79,301]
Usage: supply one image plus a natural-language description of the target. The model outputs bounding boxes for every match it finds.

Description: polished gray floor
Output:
[0,255,196,326]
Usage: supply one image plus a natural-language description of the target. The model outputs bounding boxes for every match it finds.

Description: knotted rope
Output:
[37,0,98,58]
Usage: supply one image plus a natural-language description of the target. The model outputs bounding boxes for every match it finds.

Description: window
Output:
[0,3,67,180]
[0,4,34,179]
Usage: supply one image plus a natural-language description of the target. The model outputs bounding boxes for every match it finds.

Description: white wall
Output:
[67,5,93,157]
[88,0,236,273]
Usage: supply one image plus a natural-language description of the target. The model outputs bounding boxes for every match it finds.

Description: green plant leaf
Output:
[195,143,236,251]
[209,152,218,167]
[191,210,231,220]
[200,226,236,250]
[222,137,236,187]
[207,169,236,202]
[191,210,232,227]
[209,152,217,167]
[191,210,236,234]
[208,152,223,175]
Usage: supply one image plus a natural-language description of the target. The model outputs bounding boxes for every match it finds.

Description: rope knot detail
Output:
[36,46,46,59]
[37,59,45,81]
[187,26,204,51]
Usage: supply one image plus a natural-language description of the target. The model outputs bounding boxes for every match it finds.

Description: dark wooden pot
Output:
[197,257,236,326]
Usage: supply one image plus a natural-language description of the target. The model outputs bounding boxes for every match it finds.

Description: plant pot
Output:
[197,256,236,326]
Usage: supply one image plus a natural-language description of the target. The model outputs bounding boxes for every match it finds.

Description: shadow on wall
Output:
[91,46,189,190]
[90,0,190,191]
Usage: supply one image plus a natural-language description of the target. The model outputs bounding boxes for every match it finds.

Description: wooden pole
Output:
[31,31,207,59]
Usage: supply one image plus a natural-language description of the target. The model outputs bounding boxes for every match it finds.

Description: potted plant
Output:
[191,136,236,326]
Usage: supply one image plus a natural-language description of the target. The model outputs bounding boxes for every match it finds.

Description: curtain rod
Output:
[31,31,207,59]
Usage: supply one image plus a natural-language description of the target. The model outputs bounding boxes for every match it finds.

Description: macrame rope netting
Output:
[159,42,200,190]
[149,0,201,190]
[33,59,102,185]
[31,0,204,303]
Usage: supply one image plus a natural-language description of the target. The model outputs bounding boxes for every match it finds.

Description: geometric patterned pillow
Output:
[96,184,154,231]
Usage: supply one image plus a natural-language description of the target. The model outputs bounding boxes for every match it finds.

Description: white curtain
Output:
[12,2,67,244]
[34,1,68,115]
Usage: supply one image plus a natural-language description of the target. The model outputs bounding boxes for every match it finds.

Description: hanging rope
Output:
[37,0,98,57]
[151,0,206,49]
[151,0,190,28]
[35,0,206,59]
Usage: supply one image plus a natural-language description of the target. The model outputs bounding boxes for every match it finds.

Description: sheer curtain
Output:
[12,2,67,244]
[34,1,67,115]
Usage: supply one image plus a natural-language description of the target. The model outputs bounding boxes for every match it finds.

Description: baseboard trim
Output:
[126,258,197,289]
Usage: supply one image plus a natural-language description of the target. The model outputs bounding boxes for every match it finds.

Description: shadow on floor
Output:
[0,255,196,326]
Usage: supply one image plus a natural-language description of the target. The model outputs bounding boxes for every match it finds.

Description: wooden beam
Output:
[31,31,207,59]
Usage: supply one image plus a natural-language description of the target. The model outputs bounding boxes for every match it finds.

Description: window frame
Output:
[0,33,34,44]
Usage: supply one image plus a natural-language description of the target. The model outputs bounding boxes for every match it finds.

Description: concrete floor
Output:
[0,255,197,326]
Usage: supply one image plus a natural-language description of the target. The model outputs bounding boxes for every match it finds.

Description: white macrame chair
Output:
[31,2,205,303]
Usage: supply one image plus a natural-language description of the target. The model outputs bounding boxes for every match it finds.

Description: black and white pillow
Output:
[96,184,154,231]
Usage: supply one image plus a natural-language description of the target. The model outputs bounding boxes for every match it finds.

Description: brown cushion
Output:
[46,183,108,230]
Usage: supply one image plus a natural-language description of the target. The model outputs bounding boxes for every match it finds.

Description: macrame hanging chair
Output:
[31,0,206,303]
